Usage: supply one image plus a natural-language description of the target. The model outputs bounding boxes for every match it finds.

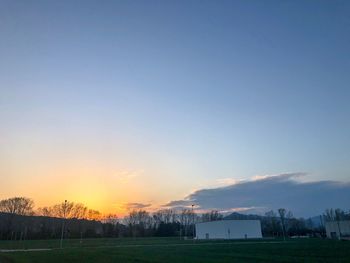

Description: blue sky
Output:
[0,0,349,215]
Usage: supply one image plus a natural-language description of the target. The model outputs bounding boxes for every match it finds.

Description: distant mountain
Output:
[224,211,324,228]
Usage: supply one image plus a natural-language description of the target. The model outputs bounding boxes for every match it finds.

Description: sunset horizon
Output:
[1,0,350,220]
[1,1,350,262]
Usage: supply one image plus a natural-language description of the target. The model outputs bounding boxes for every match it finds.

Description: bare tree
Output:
[323,208,336,222]
[102,214,120,238]
[37,202,89,219]
[0,197,34,216]
[285,210,294,233]
[51,201,74,218]
[323,208,349,222]
[179,209,195,236]
[201,210,223,222]
[71,203,88,219]
[153,209,176,225]
[125,210,152,237]
[103,214,119,225]
[0,197,34,240]
[278,208,287,241]
[87,209,102,221]
[264,210,280,237]
[36,206,54,217]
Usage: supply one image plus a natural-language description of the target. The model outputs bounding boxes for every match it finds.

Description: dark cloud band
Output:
[164,173,350,217]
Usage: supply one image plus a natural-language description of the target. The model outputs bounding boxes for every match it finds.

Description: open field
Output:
[1,237,349,263]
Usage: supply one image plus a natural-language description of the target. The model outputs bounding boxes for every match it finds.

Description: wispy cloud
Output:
[124,202,151,210]
[115,169,144,183]
[250,172,307,182]
[214,178,240,187]
[164,173,350,217]
[163,199,193,208]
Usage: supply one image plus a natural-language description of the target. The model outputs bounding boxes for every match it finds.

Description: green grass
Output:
[1,238,349,263]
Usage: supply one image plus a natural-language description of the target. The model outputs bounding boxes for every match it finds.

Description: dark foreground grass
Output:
[0,237,195,250]
[1,238,349,263]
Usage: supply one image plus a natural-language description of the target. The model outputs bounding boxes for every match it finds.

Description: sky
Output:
[1,0,349,217]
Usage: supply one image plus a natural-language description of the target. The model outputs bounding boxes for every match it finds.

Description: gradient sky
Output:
[1,0,349,215]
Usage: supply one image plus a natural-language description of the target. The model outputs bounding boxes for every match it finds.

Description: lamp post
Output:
[192,204,195,240]
[60,200,67,249]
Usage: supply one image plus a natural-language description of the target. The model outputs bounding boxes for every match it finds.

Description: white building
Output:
[195,220,262,240]
[325,221,350,240]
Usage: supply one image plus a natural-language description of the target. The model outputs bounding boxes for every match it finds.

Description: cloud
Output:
[250,172,306,182]
[213,178,240,187]
[124,202,151,210]
[115,169,144,182]
[164,173,350,217]
[163,199,193,208]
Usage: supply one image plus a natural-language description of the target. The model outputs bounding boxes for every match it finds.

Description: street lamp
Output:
[60,200,67,249]
[192,204,195,240]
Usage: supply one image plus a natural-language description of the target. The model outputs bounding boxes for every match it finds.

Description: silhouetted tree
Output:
[179,209,196,237]
[0,197,34,240]
[0,197,34,216]
[201,210,223,222]
[124,210,152,237]
[102,214,121,237]
[87,209,102,221]
[323,208,350,222]
[153,209,176,225]
[278,208,287,240]
[37,202,92,219]
[263,210,281,237]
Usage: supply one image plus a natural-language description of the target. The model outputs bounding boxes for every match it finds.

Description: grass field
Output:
[1,237,349,263]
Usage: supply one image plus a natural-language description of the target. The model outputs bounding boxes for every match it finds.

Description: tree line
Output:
[0,196,349,240]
